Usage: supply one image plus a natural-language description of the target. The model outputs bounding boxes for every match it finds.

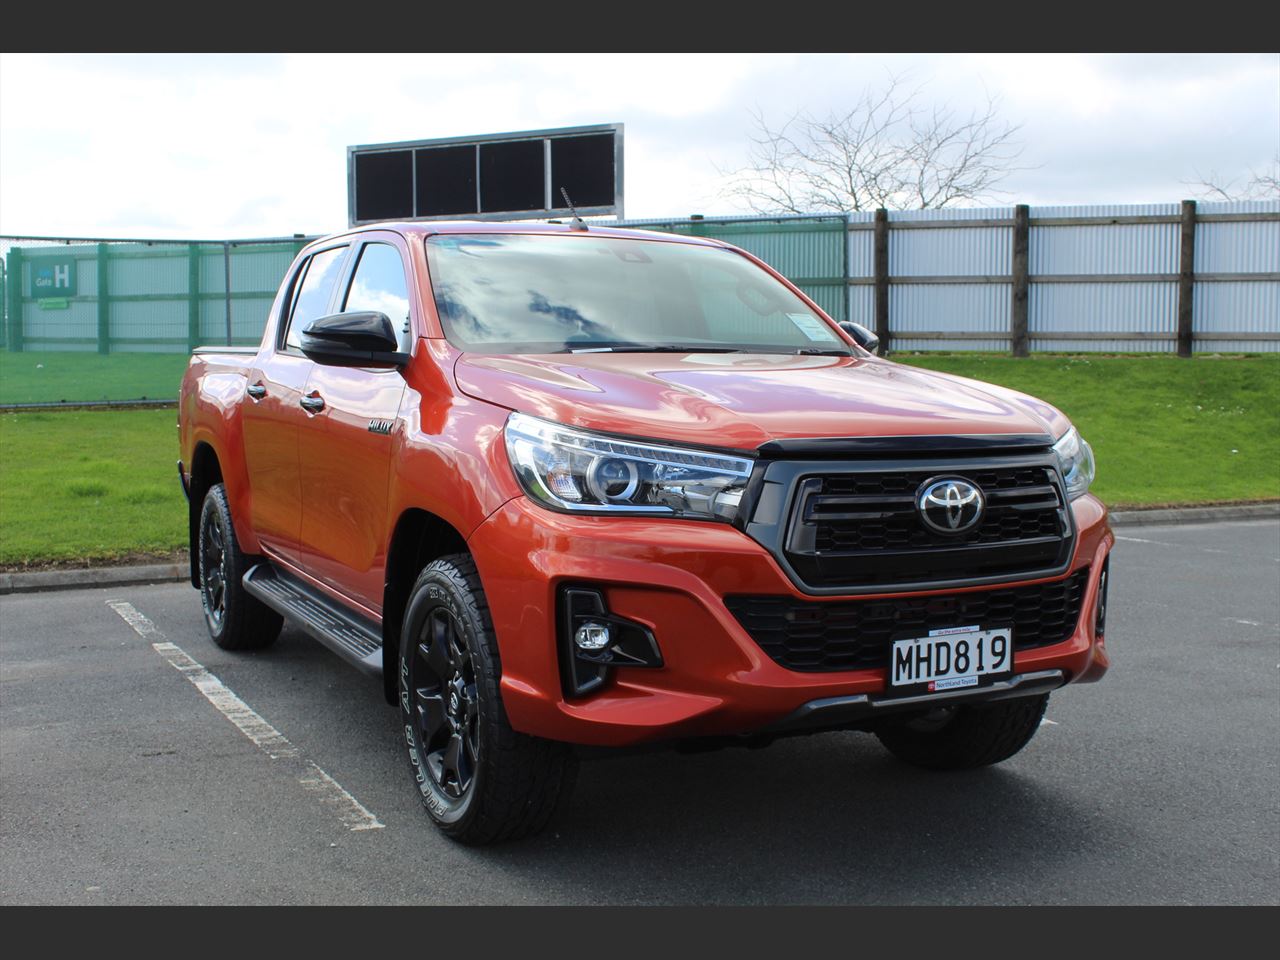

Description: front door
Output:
[298,238,412,612]
[241,243,350,563]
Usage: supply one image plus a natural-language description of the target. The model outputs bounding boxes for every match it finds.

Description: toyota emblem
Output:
[916,478,985,534]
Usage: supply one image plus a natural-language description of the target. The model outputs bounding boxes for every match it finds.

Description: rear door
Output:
[241,243,350,563]
[297,235,413,611]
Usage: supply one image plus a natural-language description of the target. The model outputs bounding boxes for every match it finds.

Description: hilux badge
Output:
[916,478,985,534]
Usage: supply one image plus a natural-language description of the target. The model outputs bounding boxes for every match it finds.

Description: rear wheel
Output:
[198,483,282,650]
[875,694,1049,771]
[399,554,577,845]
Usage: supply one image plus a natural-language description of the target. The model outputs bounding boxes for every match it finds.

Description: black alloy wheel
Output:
[196,483,282,651]
[410,606,480,799]
[200,502,230,630]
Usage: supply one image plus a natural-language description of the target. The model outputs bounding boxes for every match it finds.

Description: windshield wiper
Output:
[793,347,852,356]
[567,344,745,354]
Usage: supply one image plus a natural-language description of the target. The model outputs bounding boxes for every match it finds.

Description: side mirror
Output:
[839,321,881,355]
[300,311,409,368]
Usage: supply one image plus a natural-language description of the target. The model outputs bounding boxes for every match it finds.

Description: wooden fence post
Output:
[1011,204,1030,357]
[873,208,890,355]
[1177,199,1196,358]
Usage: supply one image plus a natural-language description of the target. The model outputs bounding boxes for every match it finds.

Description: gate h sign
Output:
[32,257,77,298]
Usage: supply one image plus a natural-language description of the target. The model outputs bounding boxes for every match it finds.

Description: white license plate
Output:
[890,625,1014,691]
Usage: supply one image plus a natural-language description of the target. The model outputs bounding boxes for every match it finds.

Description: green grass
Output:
[0,355,1275,567]
[897,353,1280,507]
[0,409,185,567]
[0,350,190,404]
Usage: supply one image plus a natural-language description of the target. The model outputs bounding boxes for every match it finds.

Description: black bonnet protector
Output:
[754,433,1055,458]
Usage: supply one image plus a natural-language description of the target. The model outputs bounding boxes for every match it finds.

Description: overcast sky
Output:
[1,53,1276,239]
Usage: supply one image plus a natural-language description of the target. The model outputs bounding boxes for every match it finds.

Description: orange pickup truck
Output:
[179,221,1112,844]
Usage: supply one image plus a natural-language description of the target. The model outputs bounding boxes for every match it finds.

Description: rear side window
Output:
[283,246,348,350]
[343,243,413,351]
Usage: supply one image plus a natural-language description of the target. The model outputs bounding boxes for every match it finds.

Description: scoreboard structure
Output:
[347,123,624,226]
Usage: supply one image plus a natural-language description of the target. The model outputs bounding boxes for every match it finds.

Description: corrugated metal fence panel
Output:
[889,207,1011,222]
[1194,200,1280,216]
[887,208,1013,276]
[1030,223,1178,275]
[1193,281,1280,353]
[847,211,875,279]
[1029,203,1181,219]
[889,224,1011,277]
[891,283,1011,353]
[848,285,875,330]
[1195,199,1280,274]
[1030,282,1178,353]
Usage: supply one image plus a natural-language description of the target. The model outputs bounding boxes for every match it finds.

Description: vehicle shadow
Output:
[468,730,1106,905]
[271,625,1106,905]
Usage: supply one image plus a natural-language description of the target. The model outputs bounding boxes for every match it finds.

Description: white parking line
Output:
[107,599,384,832]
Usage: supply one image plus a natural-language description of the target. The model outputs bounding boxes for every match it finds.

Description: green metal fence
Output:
[2,235,311,355]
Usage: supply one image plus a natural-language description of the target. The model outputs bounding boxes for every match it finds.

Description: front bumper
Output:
[468,493,1113,746]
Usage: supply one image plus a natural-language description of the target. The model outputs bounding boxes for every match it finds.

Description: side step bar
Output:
[242,563,382,675]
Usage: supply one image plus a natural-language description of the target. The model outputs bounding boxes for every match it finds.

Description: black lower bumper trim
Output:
[765,669,1067,734]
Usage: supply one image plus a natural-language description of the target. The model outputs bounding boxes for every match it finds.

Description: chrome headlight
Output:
[1053,425,1096,501]
[504,413,754,521]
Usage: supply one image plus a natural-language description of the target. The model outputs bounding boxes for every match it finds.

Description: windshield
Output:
[424,233,850,355]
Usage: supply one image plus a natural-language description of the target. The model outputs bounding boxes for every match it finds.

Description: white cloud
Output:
[1,52,1275,239]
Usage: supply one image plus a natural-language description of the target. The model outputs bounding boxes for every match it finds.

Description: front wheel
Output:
[875,694,1049,771]
[399,554,577,845]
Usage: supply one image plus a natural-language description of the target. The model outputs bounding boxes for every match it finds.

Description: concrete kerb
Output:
[0,561,188,596]
[1,503,1276,596]
[1106,502,1280,526]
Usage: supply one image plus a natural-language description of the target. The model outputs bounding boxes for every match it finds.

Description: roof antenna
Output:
[560,187,589,231]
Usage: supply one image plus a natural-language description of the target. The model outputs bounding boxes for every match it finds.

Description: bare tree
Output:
[721,76,1027,214]
[1186,156,1280,202]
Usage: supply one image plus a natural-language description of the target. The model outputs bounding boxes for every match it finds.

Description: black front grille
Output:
[726,569,1089,673]
[785,463,1072,590]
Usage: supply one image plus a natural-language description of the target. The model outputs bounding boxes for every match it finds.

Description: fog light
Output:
[575,621,611,651]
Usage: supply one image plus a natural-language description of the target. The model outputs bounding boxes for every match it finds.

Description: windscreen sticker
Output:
[786,313,838,342]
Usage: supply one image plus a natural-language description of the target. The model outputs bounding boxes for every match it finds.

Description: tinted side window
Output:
[343,243,413,351]
[284,246,348,349]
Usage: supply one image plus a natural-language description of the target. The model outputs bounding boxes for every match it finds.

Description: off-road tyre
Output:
[198,483,283,650]
[875,694,1049,771]
[399,554,577,845]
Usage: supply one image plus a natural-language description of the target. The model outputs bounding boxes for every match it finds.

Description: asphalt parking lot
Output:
[2,519,1277,905]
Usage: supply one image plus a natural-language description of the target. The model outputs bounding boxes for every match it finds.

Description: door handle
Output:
[299,393,325,413]
[246,382,267,400]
